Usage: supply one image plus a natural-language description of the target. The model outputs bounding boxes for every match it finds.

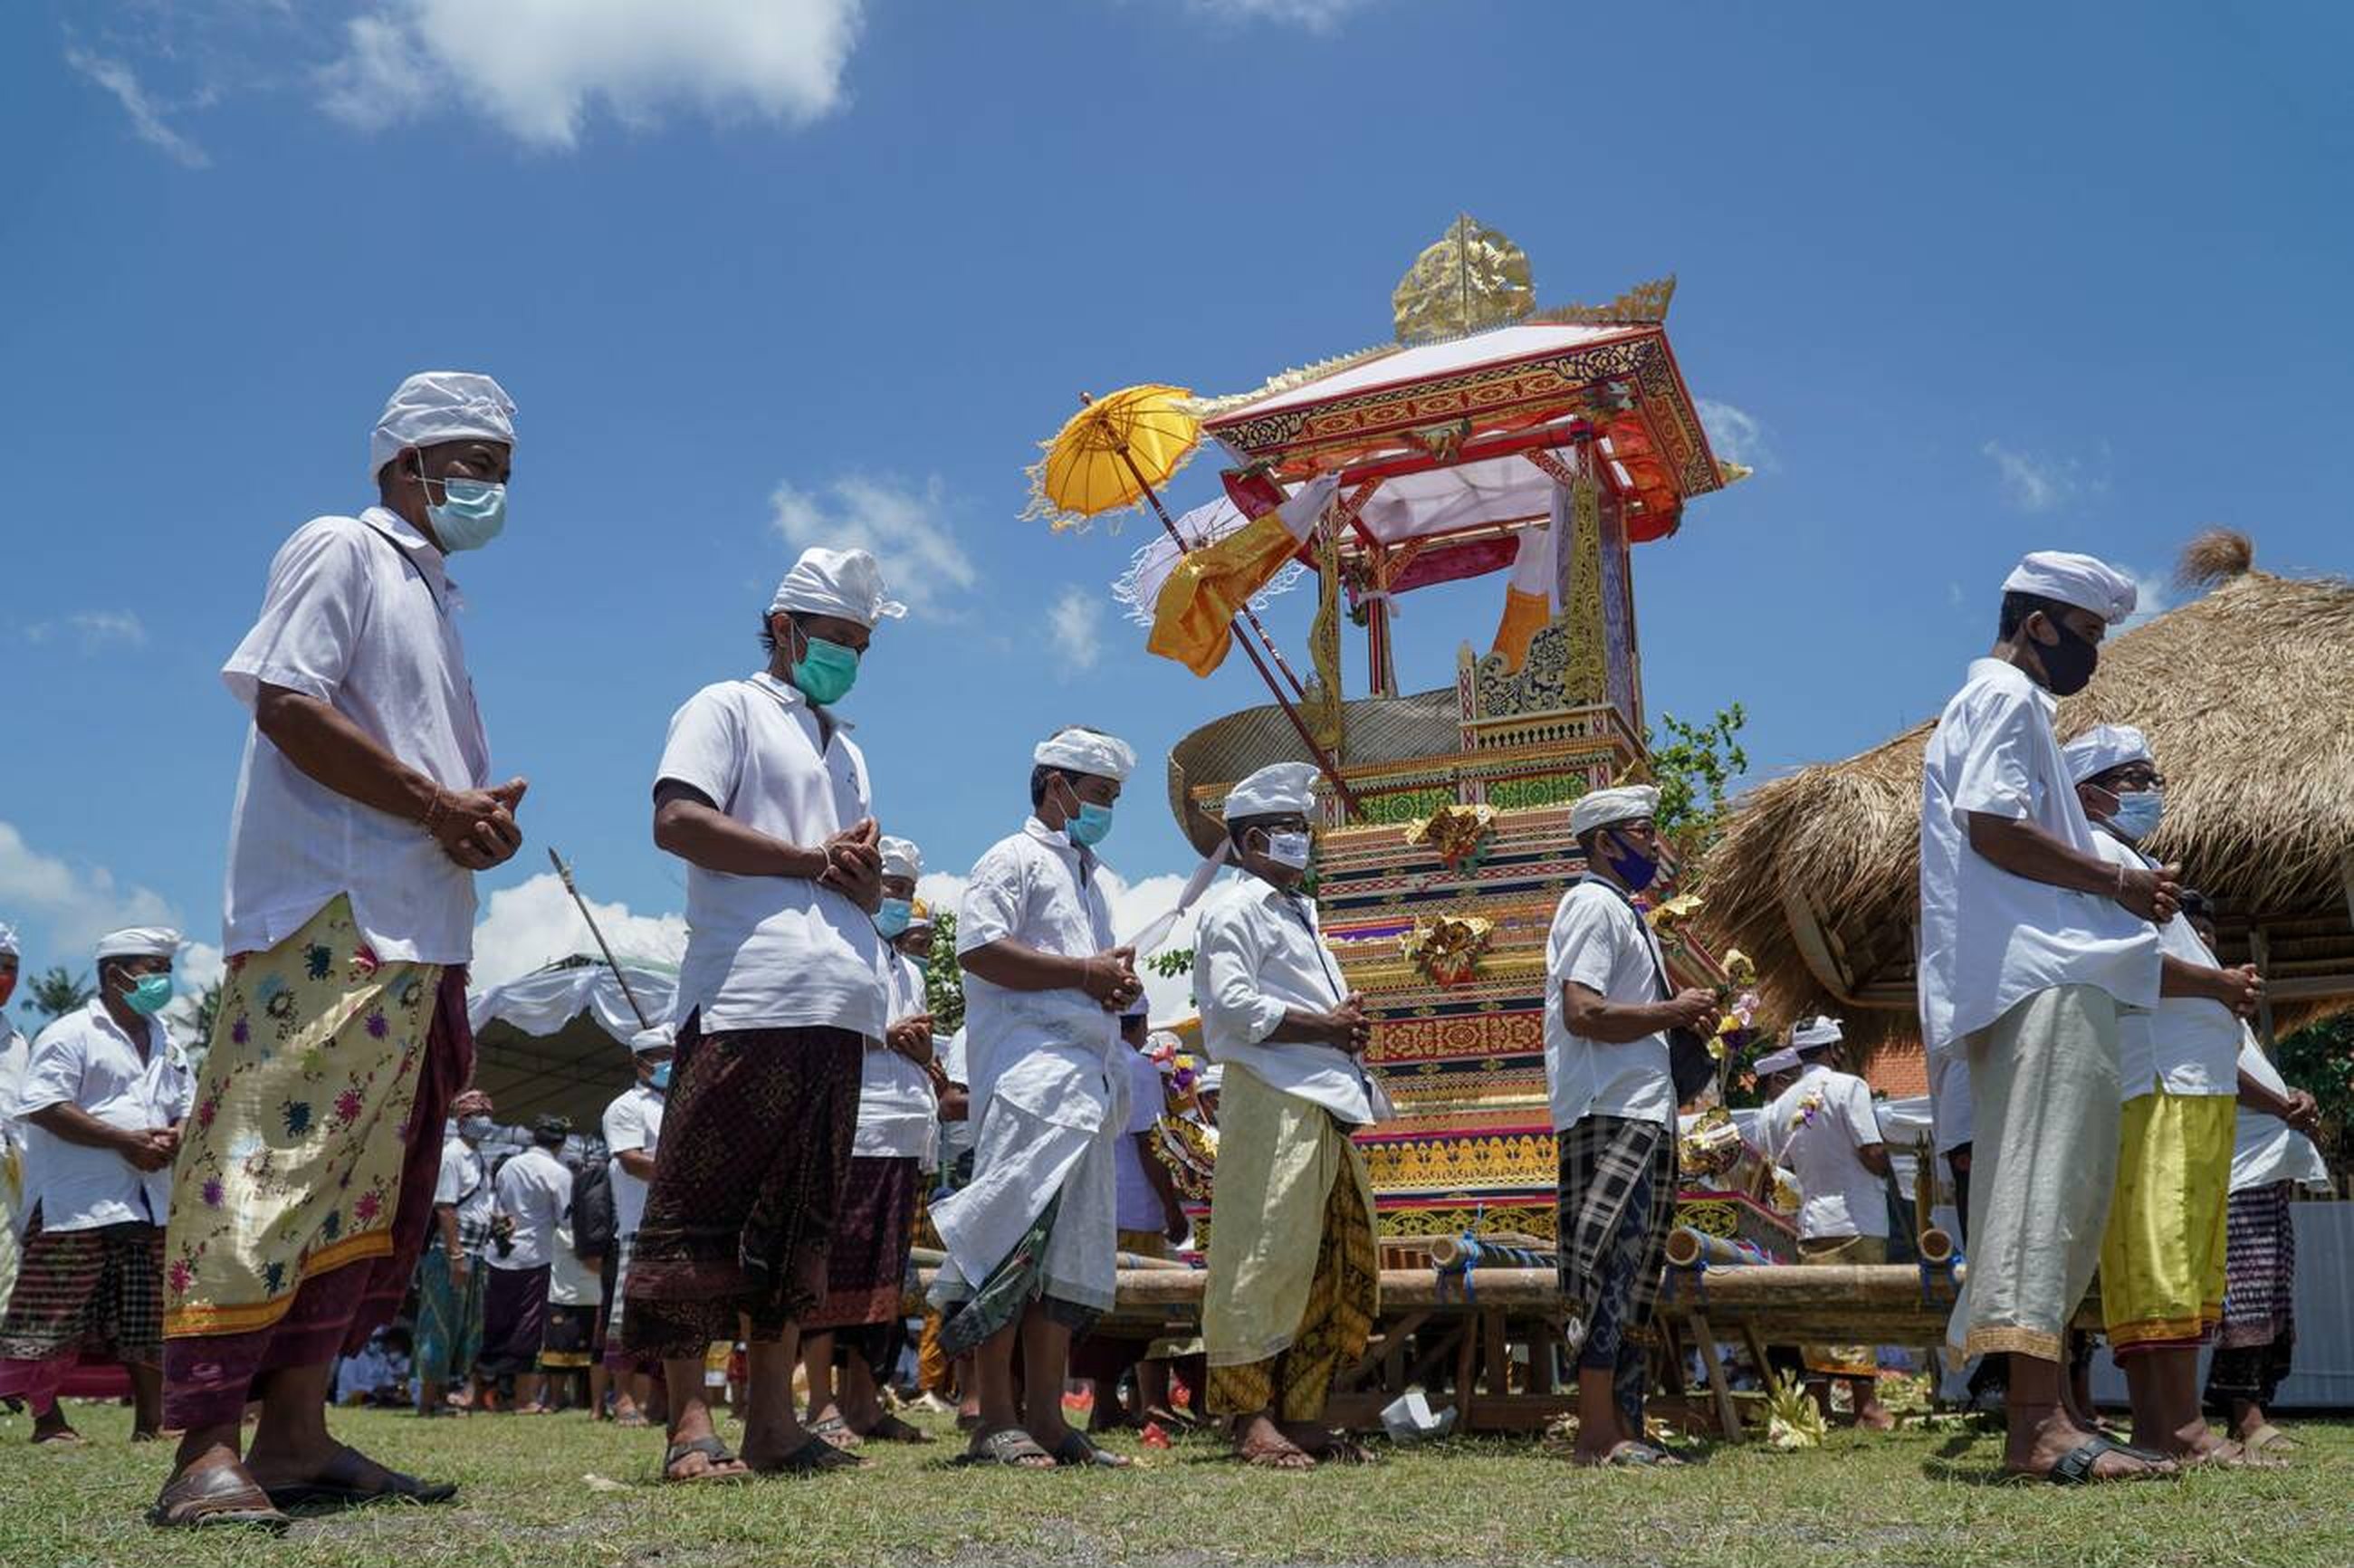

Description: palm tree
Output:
[24,965,94,1022]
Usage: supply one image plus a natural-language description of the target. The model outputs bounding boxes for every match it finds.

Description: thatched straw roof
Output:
[1699,531,2354,1050]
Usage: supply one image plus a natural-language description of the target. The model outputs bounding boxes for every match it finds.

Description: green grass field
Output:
[3,1402,2346,1568]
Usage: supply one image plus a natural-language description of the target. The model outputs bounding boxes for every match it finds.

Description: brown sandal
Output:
[148,1464,293,1532]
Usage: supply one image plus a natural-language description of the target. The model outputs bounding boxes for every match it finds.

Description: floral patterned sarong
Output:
[162,895,470,1428]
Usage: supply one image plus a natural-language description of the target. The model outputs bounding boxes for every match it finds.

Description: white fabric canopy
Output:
[1230,324,1632,416]
[468,960,679,1046]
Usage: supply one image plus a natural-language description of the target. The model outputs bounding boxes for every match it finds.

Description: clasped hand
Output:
[430,778,529,870]
[818,818,884,912]
[1081,946,1142,1013]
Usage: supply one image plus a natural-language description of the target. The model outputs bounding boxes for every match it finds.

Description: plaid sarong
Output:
[0,1217,166,1413]
[1555,1113,1676,1430]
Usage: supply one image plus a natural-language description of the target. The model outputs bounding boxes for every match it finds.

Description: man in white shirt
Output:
[481,1116,573,1414]
[625,545,899,1485]
[158,371,524,1528]
[2063,726,2264,1464]
[598,1026,671,1427]
[0,922,29,1321]
[1194,762,1382,1469]
[803,836,936,1450]
[2194,894,2326,1455]
[0,927,190,1444]
[1918,550,2173,1486]
[415,1090,497,1416]
[1545,785,1719,1467]
[1762,1017,1895,1432]
[930,726,1145,1471]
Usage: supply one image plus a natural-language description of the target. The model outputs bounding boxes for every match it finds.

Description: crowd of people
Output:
[0,373,2333,1530]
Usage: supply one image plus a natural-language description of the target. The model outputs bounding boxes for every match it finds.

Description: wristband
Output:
[2113,862,2128,901]
[422,788,452,837]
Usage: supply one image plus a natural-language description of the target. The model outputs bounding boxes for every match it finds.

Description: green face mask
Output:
[792,633,860,706]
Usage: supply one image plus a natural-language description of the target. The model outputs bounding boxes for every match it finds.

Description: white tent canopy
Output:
[465,958,678,1131]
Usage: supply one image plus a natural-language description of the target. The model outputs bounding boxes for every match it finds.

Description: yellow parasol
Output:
[1026,384,1360,817]
[1023,384,1201,532]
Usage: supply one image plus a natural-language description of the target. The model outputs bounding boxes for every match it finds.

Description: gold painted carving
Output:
[1392,215,1536,345]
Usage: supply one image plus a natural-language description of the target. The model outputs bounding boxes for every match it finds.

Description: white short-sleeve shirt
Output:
[433,1133,496,1251]
[934,1028,974,1167]
[2086,830,2240,1099]
[14,1001,193,1232]
[220,510,493,963]
[488,1144,573,1272]
[2230,1031,2330,1194]
[0,1026,30,1157]
[855,952,940,1162]
[1917,659,2161,1055]
[1764,1063,1890,1240]
[655,674,888,1038]
[955,818,1123,1133]
[1928,1047,1975,1156]
[600,1085,665,1238]
[1193,878,1379,1126]
[1543,879,1674,1130]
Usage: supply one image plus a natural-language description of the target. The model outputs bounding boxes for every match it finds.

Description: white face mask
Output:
[1263,830,1312,870]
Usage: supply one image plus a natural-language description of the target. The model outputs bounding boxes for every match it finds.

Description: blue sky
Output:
[4,1,2349,1016]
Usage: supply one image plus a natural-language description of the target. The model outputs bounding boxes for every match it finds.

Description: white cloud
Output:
[320,0,863,150]
[65,48,212,168]
[1047,586,1105,674]
[0,820,187,965]
[467,872,689,990]
[1982,439,2106,514]
[2120,569,2173,629]
[770,473,979,619]
[1695,397,1773,471]
[1186,0,1376,30]
[23,609,149,652]
[917,865,1212,1023]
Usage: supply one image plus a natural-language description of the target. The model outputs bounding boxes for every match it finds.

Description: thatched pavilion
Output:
[1700,531,2354,1054]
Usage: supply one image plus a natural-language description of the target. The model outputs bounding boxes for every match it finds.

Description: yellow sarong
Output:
[2100,1089,2234,1354]
[1201,1062,1377,1420]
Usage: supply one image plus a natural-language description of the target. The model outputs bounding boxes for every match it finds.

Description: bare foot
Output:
[1855,1405,1897,1433]
[1236,1415,1315,1472]
[2005,1410,2172,1483]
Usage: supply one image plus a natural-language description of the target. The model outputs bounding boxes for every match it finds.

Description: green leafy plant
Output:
[922,909,966,1037]
[1648,703,1749,846]
[2275,1013,2353,1174]
[24,965,95,1023]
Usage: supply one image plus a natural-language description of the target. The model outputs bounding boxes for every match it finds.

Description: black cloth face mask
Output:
[2035,614,2100,696]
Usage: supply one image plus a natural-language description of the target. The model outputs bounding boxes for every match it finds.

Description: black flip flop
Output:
[1050,1430,1134,1468]
[2045,1432,2169,1486]
[755,1435,866,1477]
[662,1434,751,1486]
[954,1427,1056,1468]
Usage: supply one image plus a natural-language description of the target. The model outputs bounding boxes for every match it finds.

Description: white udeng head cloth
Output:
[2002,550,2139,626]
[629,1023,677,1056]
[768,546,906,628]
[2062,723,2154,786]
[1033,726,1136,783]
[1752,1047,1802,1076]
[94,926,180,961]
[1791,1015,1843,1051]
[368,371,517,482]
[1222,761,1319,820]
[879,836,923,881]
[0,921,17,958]
[1570,784,1660,837]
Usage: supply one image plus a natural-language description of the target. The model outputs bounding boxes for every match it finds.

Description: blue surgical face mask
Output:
[1602,829,1660,894]
[1067,801,1115,848]
[426,474,507,552]
[458,1114,494,1141]
[122,972,173,1017]
[2110,789,2164,843]
[791,630,860,706]
[647,1063,673,1095]
[1260,829,1312,871]
[875,897,913,938]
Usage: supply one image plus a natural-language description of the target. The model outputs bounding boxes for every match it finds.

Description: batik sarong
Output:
[478,1264,550,1380]
[1202,1066,1378,1420]
[412,1247,484,1389]
[1949,984,2121,1362]
[805,1154,921,1332]
[623,1019,862,1359]
[1798,1233,1887,1378]
[162,894,472,1429]
[0,1216,164,1413]
[541,1303,596,1371]
[2204,1181,2299,1413]
[1556,1112,1677,1433]
[2100,1089,2233,1356]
